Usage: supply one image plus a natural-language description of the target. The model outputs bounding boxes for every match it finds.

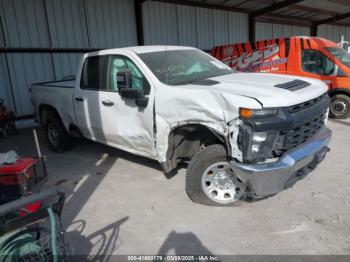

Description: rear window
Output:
[80,56,108,90]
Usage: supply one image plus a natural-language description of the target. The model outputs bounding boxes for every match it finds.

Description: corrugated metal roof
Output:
[301,0,350,15]
[158,0,350,26]
[221,0,261,8]
[238,1,269,11]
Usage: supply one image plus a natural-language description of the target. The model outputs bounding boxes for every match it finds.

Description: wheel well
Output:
[38,104,60,124]
[163,124,227,173]
[328,89,350,98]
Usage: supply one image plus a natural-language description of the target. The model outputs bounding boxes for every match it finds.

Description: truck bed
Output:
[30,80,76,128]
[31,79,75,89]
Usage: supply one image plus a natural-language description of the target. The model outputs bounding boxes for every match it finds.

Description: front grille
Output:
[275,93,329,153]
[287,93,328,114]
[282,111,326,150]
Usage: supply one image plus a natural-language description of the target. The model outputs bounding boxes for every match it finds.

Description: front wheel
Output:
[329,94,350,119]
[186,144,246,206]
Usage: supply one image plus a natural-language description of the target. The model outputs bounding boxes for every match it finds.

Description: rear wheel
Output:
[329,94,350,119]
[44,114,72,153]
[186,144,246,206]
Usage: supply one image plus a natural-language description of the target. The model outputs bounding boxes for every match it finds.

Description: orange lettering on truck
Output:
[212,37,350,119]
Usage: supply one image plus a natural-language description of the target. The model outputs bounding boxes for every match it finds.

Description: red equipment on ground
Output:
[0,157,47,206]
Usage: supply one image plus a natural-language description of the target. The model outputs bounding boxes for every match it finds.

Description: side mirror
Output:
[119,88,143,99]
[119,88,149,107]
[117,70,149,108]
[135,97,149,107]
[117,70,132,89]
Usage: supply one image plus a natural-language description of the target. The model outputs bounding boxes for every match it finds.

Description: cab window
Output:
[302,49,335,76]
[80,56,108,90]
[108,56,147,92]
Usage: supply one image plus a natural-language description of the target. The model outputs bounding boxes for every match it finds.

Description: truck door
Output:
[73,54,156,158]
[300,48,337,88]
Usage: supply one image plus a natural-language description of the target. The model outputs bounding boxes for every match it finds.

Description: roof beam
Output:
[250,0,304,17]
[150,0,249,13]
[313,11,350,26]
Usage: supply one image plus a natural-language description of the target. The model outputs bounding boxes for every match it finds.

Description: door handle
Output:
[102,100,114,106]
[75,97,84,102]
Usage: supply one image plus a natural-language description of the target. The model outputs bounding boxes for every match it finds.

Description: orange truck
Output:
[211,36,350,118]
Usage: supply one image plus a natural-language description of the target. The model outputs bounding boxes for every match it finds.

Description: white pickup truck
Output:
[31,46,331,206]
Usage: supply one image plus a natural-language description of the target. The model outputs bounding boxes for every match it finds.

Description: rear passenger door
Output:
[74,55,109,142]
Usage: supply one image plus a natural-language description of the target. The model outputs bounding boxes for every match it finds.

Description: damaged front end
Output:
[229,93,331,198]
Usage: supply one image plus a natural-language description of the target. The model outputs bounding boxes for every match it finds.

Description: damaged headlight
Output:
[239,107,280,163]
[250,131,278,157]
[240,125,278,162]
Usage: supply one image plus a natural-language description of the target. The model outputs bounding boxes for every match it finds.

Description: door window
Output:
[109,56,147,92]
[80,56,108,90]
[301,49,335,76]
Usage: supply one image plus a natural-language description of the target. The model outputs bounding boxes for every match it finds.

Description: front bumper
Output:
[230,127,332,197]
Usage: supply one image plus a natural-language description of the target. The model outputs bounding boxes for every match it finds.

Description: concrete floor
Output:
[1,118,350,257]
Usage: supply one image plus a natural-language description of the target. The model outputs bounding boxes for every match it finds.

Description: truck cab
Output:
[211,36,350,119]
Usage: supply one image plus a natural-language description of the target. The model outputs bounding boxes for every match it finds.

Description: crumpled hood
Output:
[184,72,328,108]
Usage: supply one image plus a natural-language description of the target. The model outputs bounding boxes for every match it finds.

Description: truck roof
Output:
[88,45,196,57]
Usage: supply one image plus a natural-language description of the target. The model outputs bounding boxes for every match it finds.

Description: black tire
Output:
[186,144,245,206]
[329,94,350,119]
[44,113,72,153]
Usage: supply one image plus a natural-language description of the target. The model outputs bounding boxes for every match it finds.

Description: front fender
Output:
[154,85,261,163]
